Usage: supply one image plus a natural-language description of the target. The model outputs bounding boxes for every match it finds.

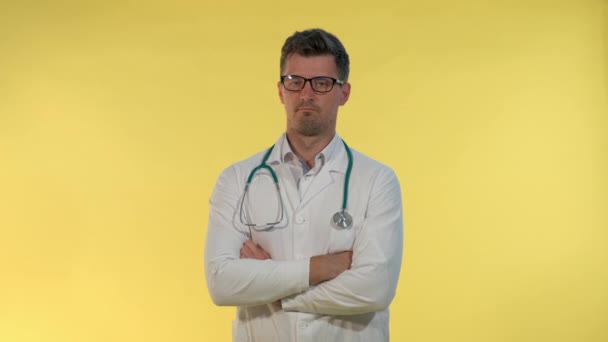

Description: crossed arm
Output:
[240,240,353,286]
[205,166,403,315]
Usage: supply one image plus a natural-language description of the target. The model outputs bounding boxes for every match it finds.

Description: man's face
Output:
[278,54,350,138]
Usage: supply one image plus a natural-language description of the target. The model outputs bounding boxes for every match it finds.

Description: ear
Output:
[339,82,351,106]
[278,81,285,104]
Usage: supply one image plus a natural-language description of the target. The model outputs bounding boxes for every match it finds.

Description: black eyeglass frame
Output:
[280,75,345,93]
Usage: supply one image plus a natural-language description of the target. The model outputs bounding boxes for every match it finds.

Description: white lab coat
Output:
[205,134,404,342]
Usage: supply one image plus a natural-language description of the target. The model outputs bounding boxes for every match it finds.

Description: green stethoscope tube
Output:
[240,139,353,231]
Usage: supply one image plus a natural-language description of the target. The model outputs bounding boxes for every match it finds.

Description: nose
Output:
[299,80,315,100]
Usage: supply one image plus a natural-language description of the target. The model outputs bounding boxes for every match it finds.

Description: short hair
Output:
[280,28,350,81]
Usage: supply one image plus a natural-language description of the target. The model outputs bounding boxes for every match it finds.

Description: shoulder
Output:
[347,147,401,195]
[215,148,271,181]
[230,149,270,169]
[348,148,402,208]
[350,148,396,176]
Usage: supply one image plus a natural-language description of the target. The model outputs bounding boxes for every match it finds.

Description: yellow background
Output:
[1,0,606,341]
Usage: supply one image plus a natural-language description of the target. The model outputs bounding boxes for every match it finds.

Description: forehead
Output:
[283,54,338,77]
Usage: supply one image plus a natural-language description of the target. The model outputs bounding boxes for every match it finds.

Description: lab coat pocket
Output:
[327,223,356,253]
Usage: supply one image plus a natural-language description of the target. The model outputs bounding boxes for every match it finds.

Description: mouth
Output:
[297,107,318,112]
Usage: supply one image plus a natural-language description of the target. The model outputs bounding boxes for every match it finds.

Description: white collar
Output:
[265,133,347,173]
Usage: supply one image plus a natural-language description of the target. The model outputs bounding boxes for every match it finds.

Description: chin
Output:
[296,125,325,137]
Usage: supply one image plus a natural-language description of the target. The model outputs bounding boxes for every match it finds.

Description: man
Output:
[205,28,403,341]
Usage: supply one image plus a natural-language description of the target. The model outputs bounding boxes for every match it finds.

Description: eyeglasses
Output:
[280,75,344,93]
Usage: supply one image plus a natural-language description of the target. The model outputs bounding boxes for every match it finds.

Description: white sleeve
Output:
[281,168,403,315]
[204,166,310,306]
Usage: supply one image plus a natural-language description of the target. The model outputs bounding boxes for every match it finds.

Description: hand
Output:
[240,240,271,260]
[309,251,352,286]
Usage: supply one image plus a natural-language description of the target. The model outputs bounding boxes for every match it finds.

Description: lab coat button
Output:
[295,216,304,224]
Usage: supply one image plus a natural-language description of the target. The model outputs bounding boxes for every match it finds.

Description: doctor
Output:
[205,28,404,342]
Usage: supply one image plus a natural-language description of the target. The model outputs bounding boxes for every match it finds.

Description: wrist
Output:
[309,255,329,286]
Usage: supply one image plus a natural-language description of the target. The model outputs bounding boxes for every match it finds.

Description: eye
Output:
[289,78,304,87]
[312,77,335,91]
[314,78,331,87]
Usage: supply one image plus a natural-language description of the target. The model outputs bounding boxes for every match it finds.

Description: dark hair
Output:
[280,28,350,81]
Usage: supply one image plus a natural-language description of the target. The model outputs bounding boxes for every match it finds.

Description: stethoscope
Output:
[239,139,353,234]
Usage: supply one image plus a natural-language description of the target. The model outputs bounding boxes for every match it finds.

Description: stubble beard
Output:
[295,112,326,137]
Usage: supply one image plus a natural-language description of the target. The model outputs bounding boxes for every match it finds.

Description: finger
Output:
[257,244,272,259]
[243,240,257,254]
[243,240,260,257]
[257,246,270,259]
[243,240,268,260]
[251,244,269,260]
[249,242,271,259]
[245,240,259,248]
[240,241,255,259]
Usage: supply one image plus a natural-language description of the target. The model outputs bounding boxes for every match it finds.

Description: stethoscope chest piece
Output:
[332,210,353,229]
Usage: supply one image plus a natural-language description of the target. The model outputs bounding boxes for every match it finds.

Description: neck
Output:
[286,132,335,168]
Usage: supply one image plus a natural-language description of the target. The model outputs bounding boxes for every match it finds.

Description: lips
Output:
[296,101,320,112]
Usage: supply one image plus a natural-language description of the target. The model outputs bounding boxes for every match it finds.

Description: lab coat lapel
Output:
[298,152,347,210]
